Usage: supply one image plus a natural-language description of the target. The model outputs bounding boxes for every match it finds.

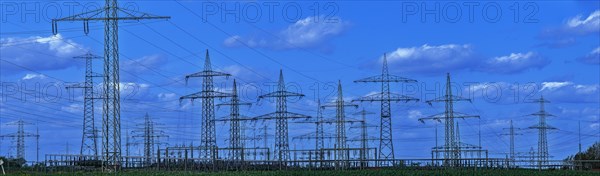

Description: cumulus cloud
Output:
[122,54,168,74]
[0,34,87,73]
[538,10,600,48]
[382,44,549,75]
[21,73,47,80]
[384,44,478,75]
[477,52,550,74]
[576,47,600,65]
[539,82,599,103]
[223,16,349,51]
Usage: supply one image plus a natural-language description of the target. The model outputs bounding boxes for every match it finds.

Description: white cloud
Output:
[540,82,572,91]
[61,103,82,113]
[566,10,600,34]
[577,46,600,65]
[21,73,47,80]
[407,110,423,119]
[479,52,549,74]
[538,10,600,48]
[382,44,549,75]
[223,16,348,51]
[384,44,477,75]
[0,34,86,73]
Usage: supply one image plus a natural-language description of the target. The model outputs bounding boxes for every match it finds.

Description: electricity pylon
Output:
[253,70,311,169]
[528,96,556,170]
[52,0,169,170]
[501,120,522,168]
[215,79,252,163]
[180,50,231,163]
[291,99,326,164]
[131,113,168,167]
[321,81,358,169]
[66,52,102,157]
[350,109,377,168]
[418,73,479,167]
[353,54,419,166]
[0,120,39,160]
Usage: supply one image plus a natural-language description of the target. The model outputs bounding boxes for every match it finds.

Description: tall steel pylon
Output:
[501,120,522,168]
[418,73,479,167]
[215,79,252,163]
[52,0,169,170]
[351,109,377,168]
[131,113,167,167]
[0,120,39,160]
[180,50,231,162]
[528,96,556,170]
[321,81,358,169]
[66,52,102,157]
[254,70,310,169]
[353,54,419,166]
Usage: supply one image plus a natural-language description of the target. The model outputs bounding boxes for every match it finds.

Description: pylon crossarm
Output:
[352,92,418,102]
[258,91,305,99]
[354,74,417,83]
[320,101,358,108]
[214,115,253,122]
[65,82,88,89]
[418,113,444,123]
[52,8,105,21]
[216,101,252,107]
[453,112,480,119]
[425,95,471,105]
[179,91,232,102]
[185,71,231,80]
[530,112,555,117]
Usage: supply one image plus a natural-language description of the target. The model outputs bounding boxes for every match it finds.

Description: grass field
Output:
[5,169,600,176]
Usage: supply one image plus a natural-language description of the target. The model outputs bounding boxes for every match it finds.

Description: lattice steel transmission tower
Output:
[0,120,39,160]
[66,52,102,157]
[180,50,231,162]
[254,70,310,168]
[291,99,327,162]
[501,120,522,168]
[52,0,169,170]
[528,96,556,170]
[418,73,479,167]
[132,113,168,167]
[321,81,358,169]
[353,54,419,166]
[215,79,252,162]
[351,109,377,168]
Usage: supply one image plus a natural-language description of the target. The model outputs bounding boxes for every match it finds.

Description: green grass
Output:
[5,168,599,176]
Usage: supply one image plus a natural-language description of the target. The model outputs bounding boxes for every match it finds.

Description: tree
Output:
[565,142,600,170]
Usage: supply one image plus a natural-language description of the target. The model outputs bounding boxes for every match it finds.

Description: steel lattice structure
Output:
[350,109,377,168]
[131,113,167,167]
[66,52,102,157]
[254,70,310,168]
[353,54,419,166]
[215,80,252,163]
[501,120,523,168]
[0,120,39,160]
[321,81,358,169]
[180,50,231,162]
[528,96,556,170]
[51,0,169,170]
[418,73,479,167]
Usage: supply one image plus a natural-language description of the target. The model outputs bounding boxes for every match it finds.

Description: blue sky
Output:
[0,1,599,163]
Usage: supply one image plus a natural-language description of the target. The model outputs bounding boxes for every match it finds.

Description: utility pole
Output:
[528,96,556,170]
[52,0,170,171]
[66,52,102,158]
[501,120,522,168]
[321,81,358,169]
[253,70,311,169]
[214,79,252,166]
[353,53,419,166]
[180,50,231,164]
[418,73,479,167]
